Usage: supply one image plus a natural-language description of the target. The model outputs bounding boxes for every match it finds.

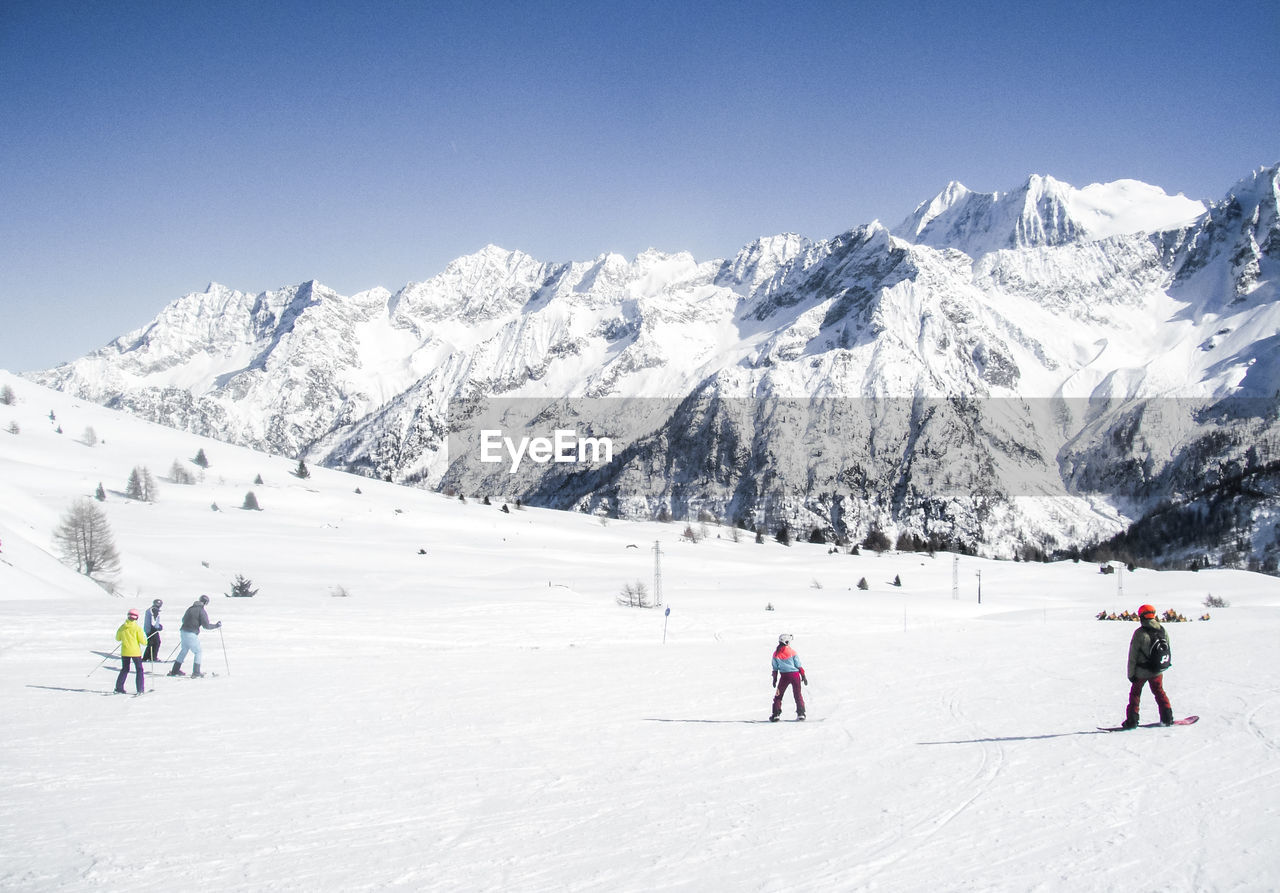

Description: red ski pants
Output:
[1127,674,1171,720]
[772,672,805,717]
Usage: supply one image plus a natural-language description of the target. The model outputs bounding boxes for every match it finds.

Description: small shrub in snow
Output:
[1204,594,1230,608]
[228,574,259,598]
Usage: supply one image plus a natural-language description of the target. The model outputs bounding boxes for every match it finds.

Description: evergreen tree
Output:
[242,491,261,510]
[192,448,209,468]
[94,482,106,502]
[227,574,259,598]
[125,466,157,502]
[0,384,15,405]
[294,458,310,479]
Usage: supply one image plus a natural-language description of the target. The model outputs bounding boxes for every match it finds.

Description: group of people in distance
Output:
[112,595,222,694]
[768,603,1176,727]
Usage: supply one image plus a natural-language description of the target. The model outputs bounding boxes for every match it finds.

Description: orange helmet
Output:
[1138,604,1156,618]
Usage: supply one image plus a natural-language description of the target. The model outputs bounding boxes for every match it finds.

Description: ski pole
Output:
[162,642,180,664]
[218,625,230,676]
[87,643,120,677]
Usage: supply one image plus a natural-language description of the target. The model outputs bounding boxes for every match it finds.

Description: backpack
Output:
[1140,627,1172,673]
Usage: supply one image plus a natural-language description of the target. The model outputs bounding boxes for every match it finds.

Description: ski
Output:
[1098,715,1199,732]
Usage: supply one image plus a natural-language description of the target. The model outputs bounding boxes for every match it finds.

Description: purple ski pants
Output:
[116,656,145,694]
[772,672,805,717]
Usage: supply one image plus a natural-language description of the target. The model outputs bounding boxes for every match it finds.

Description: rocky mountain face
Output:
[29,166,1280,571]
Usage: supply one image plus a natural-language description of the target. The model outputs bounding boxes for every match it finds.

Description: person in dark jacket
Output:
[770,633,808,721]
[168,595,221,677]
[142,599,163,662]
[1122,603,1173,728]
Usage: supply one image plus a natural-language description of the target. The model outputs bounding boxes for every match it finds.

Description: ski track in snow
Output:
[3,371,1280,891]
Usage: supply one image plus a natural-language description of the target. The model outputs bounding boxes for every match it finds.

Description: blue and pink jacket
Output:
[772,645,804,675]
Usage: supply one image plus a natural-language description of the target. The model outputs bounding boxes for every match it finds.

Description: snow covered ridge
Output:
[20,164,1280,569]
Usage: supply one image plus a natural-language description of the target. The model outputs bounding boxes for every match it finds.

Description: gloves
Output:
[802,676,808,686]
[215,621,223,628]
[771,672,778,687]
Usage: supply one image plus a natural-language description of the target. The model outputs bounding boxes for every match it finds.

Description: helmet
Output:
[127,609,139,619]
[778,633,793,645]
[1138,604,1156,618]
[152,599,163,607]
[199,594,210,605]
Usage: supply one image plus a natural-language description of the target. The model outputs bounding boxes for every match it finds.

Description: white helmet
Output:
[778,633,793,645]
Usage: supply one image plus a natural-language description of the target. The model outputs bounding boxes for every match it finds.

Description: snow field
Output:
[2,371,1280,891]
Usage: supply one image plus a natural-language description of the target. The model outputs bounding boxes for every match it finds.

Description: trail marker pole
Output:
[663,606,670,644]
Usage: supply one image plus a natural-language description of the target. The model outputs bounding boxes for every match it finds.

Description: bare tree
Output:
[53,498,121,577]
[617,580,652,607]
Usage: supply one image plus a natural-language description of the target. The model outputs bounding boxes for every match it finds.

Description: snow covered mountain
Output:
[26,165,1280,569]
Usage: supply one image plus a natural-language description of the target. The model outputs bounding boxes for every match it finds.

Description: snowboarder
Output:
[168,595,221,677]
[1122,604,1173,728]
[142,598,163,661]
[770,633,808,721]
[115,609,147,694]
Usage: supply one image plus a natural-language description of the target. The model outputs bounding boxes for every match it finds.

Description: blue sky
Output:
[2,0,1277,371]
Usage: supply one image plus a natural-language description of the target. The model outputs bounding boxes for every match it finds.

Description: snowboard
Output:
[1098,715,1198,732]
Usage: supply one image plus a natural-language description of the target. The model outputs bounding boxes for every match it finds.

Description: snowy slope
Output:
[3,372,1280,892]
[19,165,1280,568]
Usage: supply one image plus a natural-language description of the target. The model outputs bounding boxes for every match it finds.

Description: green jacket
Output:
[1127,617,1167,681]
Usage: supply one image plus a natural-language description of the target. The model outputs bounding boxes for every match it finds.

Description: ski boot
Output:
[190,663,205,678]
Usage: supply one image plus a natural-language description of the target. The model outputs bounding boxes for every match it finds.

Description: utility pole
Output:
[653,540,663,607]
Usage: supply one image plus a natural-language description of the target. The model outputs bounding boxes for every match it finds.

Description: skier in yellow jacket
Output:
[115,609,148,695]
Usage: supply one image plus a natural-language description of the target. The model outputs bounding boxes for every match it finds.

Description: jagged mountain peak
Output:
[895,174,1206,258]
[23,164,1280,571]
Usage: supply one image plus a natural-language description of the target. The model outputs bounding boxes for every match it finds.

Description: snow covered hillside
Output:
[3,372,1280,892]
[21,165,1280,571]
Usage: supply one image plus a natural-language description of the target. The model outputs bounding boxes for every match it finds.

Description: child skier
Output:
[770,633,808,721]
[142,599,163,661]
[1122,604,1173,728]
[115,609,147,695]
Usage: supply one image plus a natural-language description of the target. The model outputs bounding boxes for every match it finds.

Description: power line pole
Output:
[653,540,663,607]
[952,554,959,600]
